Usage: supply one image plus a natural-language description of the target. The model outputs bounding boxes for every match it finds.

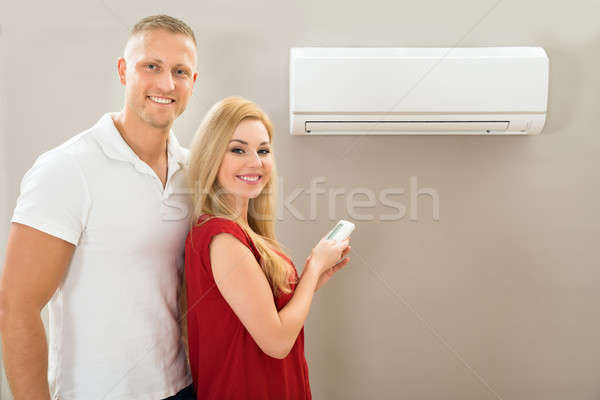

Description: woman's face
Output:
[217,118,273,201]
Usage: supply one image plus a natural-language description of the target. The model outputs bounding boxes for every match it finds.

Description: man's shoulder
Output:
[36,116,109,167]
[15,124,102,210]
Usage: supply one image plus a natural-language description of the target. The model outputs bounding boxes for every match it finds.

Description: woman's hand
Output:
[305,238,351,292]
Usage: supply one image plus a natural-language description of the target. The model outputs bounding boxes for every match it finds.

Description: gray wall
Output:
[1,14,8,397]
[2,1,600,399]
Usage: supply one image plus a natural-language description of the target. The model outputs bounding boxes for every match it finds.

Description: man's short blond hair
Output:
[131,15,197,47]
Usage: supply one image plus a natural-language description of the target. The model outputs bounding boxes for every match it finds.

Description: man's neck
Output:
[112,110,169,164]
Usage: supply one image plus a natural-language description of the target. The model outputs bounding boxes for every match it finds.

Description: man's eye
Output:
[146,64,157,71]
[176,69,188,76]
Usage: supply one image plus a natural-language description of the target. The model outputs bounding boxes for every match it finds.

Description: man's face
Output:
[119,29,198,130]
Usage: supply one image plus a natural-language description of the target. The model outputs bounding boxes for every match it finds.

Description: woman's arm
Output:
[209,233,348,359]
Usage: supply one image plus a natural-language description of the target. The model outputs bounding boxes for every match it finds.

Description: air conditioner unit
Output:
[289,47,549,135]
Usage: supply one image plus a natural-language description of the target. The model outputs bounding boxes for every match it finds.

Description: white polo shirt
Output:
[11,113,193,399]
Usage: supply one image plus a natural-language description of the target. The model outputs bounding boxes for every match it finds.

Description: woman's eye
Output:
[230,148,270,155]
[146,64,157,71]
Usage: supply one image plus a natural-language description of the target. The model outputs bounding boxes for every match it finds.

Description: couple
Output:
[0,14,351,400]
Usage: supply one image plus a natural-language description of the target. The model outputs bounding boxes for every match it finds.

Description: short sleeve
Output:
[189,217,259,260]
[11,150,91,246]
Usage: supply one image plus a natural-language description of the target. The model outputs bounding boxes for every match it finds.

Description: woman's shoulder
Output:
[192,214,242,234]
[190,214,253,249]
[193,213,238,228]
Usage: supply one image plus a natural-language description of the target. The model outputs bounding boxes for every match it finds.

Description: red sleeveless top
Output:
[184,215,312,399]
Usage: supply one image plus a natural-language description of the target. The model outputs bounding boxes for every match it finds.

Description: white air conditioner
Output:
[289,47,549,135]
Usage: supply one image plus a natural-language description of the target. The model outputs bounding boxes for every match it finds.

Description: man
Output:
[0,15,198,399]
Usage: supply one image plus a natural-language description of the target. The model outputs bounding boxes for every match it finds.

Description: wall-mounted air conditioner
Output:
[289,47,549,135]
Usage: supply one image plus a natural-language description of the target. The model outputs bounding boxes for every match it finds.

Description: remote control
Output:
[325,220,355,243]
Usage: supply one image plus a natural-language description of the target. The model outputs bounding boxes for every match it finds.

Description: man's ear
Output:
[117,57,127,85]
[190,71,198,92]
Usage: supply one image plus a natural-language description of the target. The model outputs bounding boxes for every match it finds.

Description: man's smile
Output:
[148,95,175,105]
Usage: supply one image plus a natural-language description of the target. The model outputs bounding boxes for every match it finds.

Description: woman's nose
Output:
[248,152,262,167]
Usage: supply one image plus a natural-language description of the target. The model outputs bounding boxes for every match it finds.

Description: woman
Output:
[184,96,351,399]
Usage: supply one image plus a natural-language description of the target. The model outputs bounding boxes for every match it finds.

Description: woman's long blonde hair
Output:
[187,96,294,296]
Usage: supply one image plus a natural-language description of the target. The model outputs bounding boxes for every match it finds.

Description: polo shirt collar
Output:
[166,127,188,167]
[92,113,188,168]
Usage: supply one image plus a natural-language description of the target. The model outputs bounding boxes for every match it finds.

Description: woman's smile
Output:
[236,174,262,184]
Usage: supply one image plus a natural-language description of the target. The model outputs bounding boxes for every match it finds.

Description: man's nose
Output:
[156,70,175,92]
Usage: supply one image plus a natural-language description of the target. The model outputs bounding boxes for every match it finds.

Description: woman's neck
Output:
[224,194,249,224]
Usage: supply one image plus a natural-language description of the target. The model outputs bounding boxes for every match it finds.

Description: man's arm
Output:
[0,223,75,400]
